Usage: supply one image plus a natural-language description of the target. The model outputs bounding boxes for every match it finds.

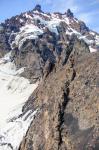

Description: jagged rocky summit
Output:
[0,4,99,150]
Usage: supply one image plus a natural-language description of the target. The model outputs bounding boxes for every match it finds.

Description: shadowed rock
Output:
[33,4,43,12]
[67,9,74,17]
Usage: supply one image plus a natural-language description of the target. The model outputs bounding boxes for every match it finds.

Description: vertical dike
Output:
[58,59,76,149]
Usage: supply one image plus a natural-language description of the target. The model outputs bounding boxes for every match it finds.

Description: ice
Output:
[33,14,61,35]
[0,52,39,150]
[11,15,62,48]
[47,18,61,34]
[33,13,70,35]
[33,14,48,25]
[10,10,99,53]
[12,24,43,49]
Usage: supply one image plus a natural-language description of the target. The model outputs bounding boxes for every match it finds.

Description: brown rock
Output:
[19,52,99,150]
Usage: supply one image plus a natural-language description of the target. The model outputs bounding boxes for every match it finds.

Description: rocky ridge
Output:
[0,5,99,83]
[0,4,99,150]
[19,51,99,150]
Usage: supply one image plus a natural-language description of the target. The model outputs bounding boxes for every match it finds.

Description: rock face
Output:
[0,24,11,57]
[67,9,74,18]
[33,4,43,12]
[11,28,90,82]
[19,51,99,150]
[0,4,99,83]
[0,4,99,150]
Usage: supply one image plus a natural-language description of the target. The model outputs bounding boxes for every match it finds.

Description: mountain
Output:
[0,5,99,150]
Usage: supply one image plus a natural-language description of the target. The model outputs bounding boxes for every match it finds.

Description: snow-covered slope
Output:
[2,6,98,53]
[0,52,38,150]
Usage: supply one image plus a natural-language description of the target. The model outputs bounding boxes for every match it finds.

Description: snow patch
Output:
[20,19,24,23]
[25,13,33,20]
[66,30,73,36]
[33,14,48,25]
[73,18,79,23]
[64,17,70,25]
[90,31,95,36]
[79,35,94,45]
[89,46,97,53]
[47,18,61,34]
[66,28,95,45]
[95,35,99,46]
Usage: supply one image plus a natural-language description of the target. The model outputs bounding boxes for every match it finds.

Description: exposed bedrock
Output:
[19,51,99,150]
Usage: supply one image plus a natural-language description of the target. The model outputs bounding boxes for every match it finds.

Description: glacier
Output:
[0,52,38,150]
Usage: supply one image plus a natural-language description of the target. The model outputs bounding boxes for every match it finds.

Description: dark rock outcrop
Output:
[12,33,89,83]
[79,21,89,34]
[33,4,43,12]
[67,9,74,18]
[0,5,98,150]
[19,51,99,150]
[0,29,11,58]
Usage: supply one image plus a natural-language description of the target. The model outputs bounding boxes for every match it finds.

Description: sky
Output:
[0,0,99,32]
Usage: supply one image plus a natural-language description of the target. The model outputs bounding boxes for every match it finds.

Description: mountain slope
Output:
[0,4,99,150]
[20,51,99,150]
[0,5,99,83]
[1,5,99,52]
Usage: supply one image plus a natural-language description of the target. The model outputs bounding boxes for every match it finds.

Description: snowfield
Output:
[0,52,38,150]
